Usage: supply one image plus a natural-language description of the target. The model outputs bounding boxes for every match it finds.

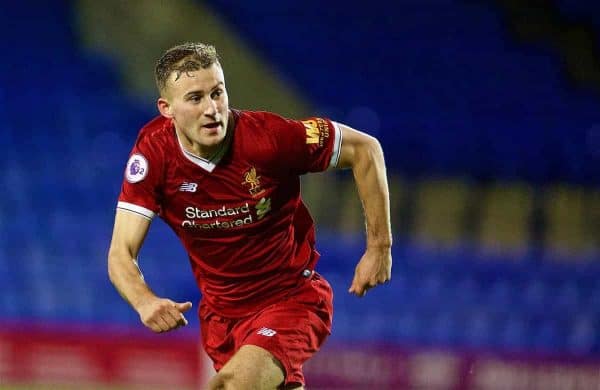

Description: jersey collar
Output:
[174,111,235,172]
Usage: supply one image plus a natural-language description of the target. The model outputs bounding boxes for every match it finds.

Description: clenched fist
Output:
[136,297,193,333]
[348,246,392,297]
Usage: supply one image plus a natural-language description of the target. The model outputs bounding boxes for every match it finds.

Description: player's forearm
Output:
[108,249,157,311]
[351,137,392,249]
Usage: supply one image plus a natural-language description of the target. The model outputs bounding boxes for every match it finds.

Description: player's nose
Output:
[204,97,218,116]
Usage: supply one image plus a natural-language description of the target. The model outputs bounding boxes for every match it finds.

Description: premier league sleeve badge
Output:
[125,153,149,183]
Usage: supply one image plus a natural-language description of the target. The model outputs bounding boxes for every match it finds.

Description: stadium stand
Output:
[1,0,599,369]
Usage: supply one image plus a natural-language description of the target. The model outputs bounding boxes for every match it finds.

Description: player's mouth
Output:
[202,121,222,129]
[201,121,223,134]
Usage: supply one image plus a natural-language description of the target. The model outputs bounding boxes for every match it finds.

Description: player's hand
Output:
[348,246,392,297]
[136,297,193,333]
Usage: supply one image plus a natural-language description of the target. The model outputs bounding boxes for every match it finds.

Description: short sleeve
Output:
[117,138,163,220]
[266,113,342,175]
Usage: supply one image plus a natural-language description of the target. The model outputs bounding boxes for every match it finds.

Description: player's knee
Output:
[205,371,232,390]
[207,370,256,390]
[206,369,285,390]
[206,344,288,389]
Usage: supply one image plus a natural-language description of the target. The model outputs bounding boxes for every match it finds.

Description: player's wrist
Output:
[366,238,392,251]
[132,292,160,313]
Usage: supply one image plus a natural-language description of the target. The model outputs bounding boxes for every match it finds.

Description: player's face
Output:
[160,63,229,158]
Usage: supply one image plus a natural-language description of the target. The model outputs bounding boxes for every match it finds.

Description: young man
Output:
[108,42,392,390]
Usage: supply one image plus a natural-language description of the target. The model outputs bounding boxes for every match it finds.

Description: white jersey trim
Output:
[329,121,343,168]
[175,129,229,173]
[117,201,155,220]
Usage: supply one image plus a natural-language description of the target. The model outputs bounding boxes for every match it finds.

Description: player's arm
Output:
[335,123,392,297]
[108,210,192,332]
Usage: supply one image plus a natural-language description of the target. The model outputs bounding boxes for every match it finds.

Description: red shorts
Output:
[199,272,333,387]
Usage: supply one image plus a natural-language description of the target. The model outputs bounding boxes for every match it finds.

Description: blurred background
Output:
[1,0,599,388]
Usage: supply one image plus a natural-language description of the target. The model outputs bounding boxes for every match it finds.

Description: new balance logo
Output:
[256,327,277,337]
[179,182,198,192]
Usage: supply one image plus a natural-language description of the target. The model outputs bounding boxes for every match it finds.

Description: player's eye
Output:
[188,95,202,102]
[211,89,223,99]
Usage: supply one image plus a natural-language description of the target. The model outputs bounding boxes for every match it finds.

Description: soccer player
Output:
[108,42,392,390]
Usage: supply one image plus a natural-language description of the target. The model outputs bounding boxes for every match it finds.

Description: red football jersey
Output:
[117,110,341,317]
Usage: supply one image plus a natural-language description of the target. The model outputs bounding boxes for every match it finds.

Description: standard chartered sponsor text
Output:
[182,203,254,229]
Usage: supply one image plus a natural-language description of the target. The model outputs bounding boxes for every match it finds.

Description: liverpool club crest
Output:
[242,166,265,197]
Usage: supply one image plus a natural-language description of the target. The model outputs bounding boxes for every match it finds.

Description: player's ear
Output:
[157,97,173,118]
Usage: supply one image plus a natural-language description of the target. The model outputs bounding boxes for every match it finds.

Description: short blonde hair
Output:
[154,42,220,93]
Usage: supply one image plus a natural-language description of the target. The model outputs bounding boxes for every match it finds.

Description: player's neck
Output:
[175,111,234,160]
[177,129,222,160]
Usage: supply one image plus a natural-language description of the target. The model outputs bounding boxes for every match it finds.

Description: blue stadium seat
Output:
[532,319,567,352]
[462,309,496,349]
[566,314,597,355]
[1,0,599,358]
[499,314,531,351]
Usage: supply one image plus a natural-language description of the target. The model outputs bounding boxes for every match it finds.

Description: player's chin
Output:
[198,134,225,147]
[200,125,225,137]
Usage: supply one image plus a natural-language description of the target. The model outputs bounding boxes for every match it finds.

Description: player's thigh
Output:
[207,344,295,390]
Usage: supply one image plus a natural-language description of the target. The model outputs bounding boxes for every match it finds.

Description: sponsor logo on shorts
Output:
[256,327,277,337]
[125,154,148,183]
